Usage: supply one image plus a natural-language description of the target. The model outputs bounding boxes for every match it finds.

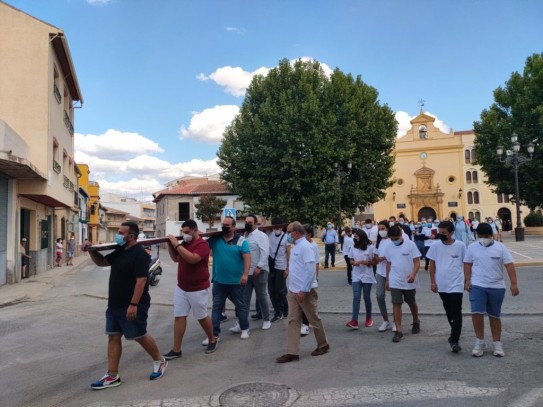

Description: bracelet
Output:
[175,243,183,249]
[130,303,138,306]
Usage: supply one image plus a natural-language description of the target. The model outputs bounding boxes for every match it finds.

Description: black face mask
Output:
[437,233,448,241]
[221,226,230,234]
[244,223,253,232]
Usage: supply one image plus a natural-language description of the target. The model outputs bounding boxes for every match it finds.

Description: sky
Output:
[5,0,543,201]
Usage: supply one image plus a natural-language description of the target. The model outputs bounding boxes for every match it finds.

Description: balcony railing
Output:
[54,84,62,104]
[53,160,61,174]
[64,110,74,136]
[63,175,70,188]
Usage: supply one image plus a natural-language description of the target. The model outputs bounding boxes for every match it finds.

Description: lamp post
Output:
[496,132,534,242]
[334,162,352,230]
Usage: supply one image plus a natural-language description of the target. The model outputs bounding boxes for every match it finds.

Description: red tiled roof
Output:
[153,181,232,202]
[454,130,474,135]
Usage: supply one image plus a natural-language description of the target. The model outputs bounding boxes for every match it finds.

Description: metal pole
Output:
[513,157,524,241]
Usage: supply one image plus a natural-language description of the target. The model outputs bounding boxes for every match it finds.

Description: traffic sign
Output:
[223,208,236,220]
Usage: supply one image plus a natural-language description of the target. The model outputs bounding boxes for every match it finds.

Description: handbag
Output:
[268,232,285,271]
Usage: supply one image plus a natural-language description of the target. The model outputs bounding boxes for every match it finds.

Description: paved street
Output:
[1,235,542,407]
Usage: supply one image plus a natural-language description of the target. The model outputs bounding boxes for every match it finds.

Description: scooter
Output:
[148,255,162,287]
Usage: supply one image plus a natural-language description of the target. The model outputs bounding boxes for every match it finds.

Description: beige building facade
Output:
[0,3,83,284]
[373,112,528,227]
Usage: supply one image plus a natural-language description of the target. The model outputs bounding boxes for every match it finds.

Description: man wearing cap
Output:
[464,222,519,358]
[20,238,31,278]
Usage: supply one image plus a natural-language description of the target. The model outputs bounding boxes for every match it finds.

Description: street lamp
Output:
[496,132,534,242]
[334,162,352,230]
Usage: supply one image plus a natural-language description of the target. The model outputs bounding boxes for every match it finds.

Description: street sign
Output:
[223,208,237,220]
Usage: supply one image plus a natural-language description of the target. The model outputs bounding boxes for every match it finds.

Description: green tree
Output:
[474,53,543,210]
[194,195,227,230]
[217,58,397,225]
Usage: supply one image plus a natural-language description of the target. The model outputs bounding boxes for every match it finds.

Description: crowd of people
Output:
[87,213,518,389]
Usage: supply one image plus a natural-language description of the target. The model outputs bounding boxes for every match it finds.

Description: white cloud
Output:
[197,57,333,97]
[225,27,243,33]
[395,111,451,138]
[75,129,163,160]
[180,105,239,143]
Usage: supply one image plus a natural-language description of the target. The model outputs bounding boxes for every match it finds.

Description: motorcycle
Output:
[143,245,163,287]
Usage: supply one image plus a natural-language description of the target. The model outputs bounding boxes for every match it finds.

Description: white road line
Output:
[508,388,543,407]
[508,249,533,259]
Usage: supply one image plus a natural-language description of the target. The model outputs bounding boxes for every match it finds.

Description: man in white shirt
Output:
[363,219,378,244]
[464,223,519,357]
[383,225,421,343]
[276,222,329,363]
[342,227,354,285]
[268,218,290,321]
[427,221,467,353]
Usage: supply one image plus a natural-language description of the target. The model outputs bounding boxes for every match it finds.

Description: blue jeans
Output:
[244,271,270,321]
[212,283,249,336]
[352,282,373,321]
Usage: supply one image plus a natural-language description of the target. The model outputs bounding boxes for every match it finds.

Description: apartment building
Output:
[0,2,83,284]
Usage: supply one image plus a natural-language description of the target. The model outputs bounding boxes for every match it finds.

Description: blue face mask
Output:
[286,233,294,244]
[115,233,126,246]
[392,239,402,246]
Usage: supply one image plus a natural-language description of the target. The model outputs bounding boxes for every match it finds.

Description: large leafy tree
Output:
[474,53,543,210]
[194,195,227,230]
[217,58,397,224]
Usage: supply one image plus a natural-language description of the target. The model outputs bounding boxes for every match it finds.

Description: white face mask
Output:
[274,229,282,236]
[365,224,372,229]
[182,233,193,243]
[389,221,395,227]
[379,230,388,238]
[478,237,493,247]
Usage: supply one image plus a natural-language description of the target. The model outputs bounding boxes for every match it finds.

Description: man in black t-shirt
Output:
[88,221,167,390]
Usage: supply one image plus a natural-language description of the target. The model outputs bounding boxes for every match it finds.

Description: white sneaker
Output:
[300,324,310,336]
[493,341,505,357]
[202,336,220,346]
[391,322,397,332]
[262,320,271,330]
[229,323,242,333]
[472,340,486,357]
[378,321,391,332]
[240,329,250,339]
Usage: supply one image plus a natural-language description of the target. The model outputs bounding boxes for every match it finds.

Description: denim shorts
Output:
[105,303,149,340]
[469,285,506,318]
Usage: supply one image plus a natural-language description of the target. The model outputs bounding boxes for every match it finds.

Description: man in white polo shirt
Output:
[276,221,329,363]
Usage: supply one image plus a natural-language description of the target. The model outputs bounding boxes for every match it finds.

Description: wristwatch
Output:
[175,243,183,249]
[130,303,138,306]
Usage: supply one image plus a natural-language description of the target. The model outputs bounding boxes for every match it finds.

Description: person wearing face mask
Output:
[321,222,339,268]
[162,219,216,358]
[426,221,467,353]
[206,216,251,342]
[421,218,438,271]
[235,214,272,331]
[454,215,472,247]
[342,227,354,285]
[397,216,413,241]
[88,222,167,389]
[464,223,519,358]
[382,225,422,343]
[364,218,378,244]
[276,222,329,363]
[268,217,290,322]
[374,221,394,332]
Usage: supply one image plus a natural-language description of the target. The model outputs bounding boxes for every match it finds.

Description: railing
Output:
[54,84,62,104]
[53,160,61,174]
[69,181,74,192]
[64,110,74,136]
[63,175,70,188]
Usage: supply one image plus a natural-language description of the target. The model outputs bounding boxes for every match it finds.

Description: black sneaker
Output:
[251,313,262,320]
[271,314,283,322]
[392,332,404,343]
[220,313,228,323]
[412,322,420,334]
[451,342,462,353]
[163,350,182,360]
[205,339,219,354]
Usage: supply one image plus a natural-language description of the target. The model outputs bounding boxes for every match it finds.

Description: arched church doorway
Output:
[498,207,512,231]
[418,207,437,221]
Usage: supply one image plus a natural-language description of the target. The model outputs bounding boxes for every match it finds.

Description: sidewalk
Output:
[0,254,90,307]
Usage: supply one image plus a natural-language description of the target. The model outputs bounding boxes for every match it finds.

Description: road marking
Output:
[508,249,533,259]
[508,388,543,407]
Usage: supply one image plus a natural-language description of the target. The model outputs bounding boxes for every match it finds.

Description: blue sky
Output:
[6,0,543,199]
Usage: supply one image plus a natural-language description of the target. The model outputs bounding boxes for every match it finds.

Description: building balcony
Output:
[63,175,70,188]
[64,110,74,136]
[54,84,62,104]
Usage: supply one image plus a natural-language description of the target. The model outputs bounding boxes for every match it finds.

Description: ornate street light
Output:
[496,132,534,241]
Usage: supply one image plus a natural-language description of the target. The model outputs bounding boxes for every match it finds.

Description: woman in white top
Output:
[346,229,376,329]
[374,220,394,332]
[342,227,354,285]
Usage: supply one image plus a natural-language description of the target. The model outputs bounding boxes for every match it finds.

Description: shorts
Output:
[68,250,74,258]
[390,288,417,305]
[173,286,209,319]
[469,285,505,318]
[105,303,149,340]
